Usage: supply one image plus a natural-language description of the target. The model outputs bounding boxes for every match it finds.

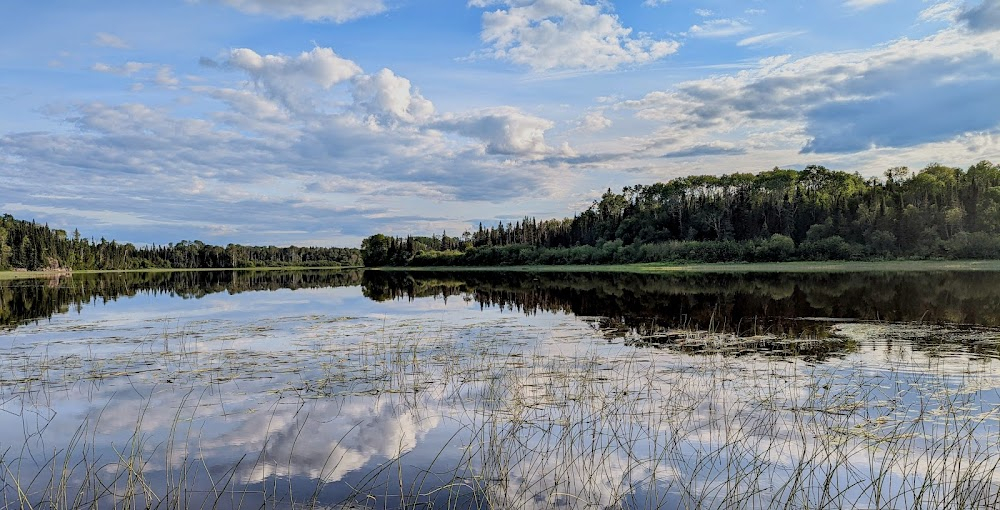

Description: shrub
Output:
[755,234,796,262]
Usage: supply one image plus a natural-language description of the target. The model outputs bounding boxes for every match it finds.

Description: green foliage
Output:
[755,234,796,262]
[361,234,393,267]
[363,160,1000,267]
[799,236,861,261]
[945,232,1000,259]
[0,214,362,271]
[866,230,897,258]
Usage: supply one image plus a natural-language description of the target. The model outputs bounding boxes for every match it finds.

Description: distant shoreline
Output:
[0,269,74,280]
[6,260,1000,280]
[0,266,360,280]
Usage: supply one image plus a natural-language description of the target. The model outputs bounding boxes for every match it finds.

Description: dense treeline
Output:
[362,161,1000,266]
[0,214,362,271]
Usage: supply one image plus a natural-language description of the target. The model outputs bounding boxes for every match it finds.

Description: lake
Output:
[2,269,1000,509]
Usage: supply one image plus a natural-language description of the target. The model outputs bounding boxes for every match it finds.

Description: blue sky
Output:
[1,0,999,247]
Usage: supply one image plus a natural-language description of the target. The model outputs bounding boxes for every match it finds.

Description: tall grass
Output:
[3,318,1000,509]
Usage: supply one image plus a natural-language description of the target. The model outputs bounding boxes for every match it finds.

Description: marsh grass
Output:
[3,314,1000,509]
[386,259,1000,274]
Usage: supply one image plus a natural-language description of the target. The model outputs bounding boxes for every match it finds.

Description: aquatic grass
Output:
[4,313,1000,509]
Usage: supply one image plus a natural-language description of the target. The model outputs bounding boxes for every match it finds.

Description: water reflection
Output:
[3,270,1000,508]
[361,270,1000,326]
[0,269,363,329]
[362,270,1000,358]
[7,268,1000,333]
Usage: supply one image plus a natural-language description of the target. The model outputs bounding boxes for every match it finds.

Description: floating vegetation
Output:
[622,329,858,358]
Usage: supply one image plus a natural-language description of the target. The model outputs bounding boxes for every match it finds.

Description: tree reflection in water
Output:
[3,269,1000,508]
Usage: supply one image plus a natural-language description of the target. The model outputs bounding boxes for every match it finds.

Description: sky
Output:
[1,0,999,248]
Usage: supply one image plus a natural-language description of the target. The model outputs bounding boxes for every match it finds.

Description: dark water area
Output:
[0,269,364,330]
[3,269,1000,509]
[362,269,1000,325]
[6,268,1000,330]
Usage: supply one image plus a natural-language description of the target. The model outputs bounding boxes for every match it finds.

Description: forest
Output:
[362,161,1000,266]
[0,214,362,271]
[5,160,1000,271]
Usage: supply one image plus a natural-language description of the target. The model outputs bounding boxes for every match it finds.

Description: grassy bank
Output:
[376,259,1000,273]
[0,269,73,281]
[0,266,359,280]
[6,260,1000,280]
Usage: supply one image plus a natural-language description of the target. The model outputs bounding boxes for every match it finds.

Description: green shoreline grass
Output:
[377,259,1000,273]
[0,265,360,280]
[5,260,1000,280]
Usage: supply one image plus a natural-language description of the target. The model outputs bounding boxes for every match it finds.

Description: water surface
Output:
[2,269,1000,509]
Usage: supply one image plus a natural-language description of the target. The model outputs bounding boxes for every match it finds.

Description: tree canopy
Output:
[0,215,361,271]
[362,161,1000,266]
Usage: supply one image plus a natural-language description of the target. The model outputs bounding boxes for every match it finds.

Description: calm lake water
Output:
[3,269,1000,509]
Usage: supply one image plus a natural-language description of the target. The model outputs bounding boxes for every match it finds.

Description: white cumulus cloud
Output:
[353,69,435,125]
[470,0,679,71]
[431,107,556,157]
[575,111,612,132]
[226,47,362,112]
[619,27,1000,154]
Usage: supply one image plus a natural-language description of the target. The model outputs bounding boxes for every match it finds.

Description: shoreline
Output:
[5,260,1000,280]
[0,265,360,280]
[373,259,1000,273]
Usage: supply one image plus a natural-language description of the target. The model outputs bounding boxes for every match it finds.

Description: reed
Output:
[3,318,1000,509]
